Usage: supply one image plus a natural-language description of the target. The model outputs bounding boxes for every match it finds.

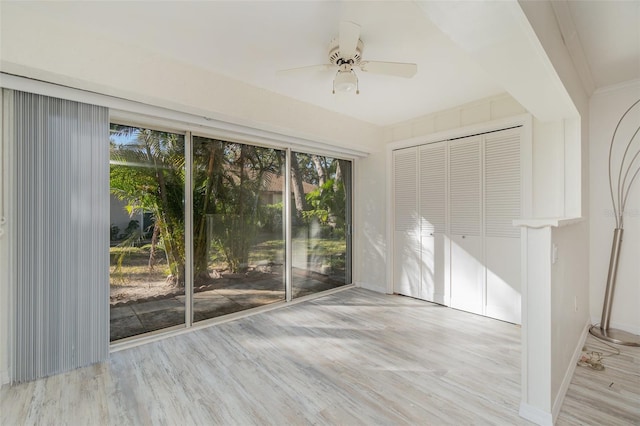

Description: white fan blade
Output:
[339,21,361,59]
[276,64,335,76]
[358,61,417,78]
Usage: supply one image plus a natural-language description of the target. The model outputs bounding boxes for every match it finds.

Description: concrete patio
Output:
[110,272,344,341]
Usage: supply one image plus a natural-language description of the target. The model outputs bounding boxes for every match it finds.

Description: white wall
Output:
[354,147,388,292]
[589,80,640,334]
[549,222,590,413]
[518,0,589,217]
[514,1,598,422]
[384,94,526,143]
[517,0,593,420]
[519,219,591,423]
[531,119,565,217]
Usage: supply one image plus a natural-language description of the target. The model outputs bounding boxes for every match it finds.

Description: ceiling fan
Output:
[278,21,417,95]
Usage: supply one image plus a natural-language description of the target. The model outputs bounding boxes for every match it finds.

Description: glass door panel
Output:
[109,124,186,341]
[192,136,286,322]
[291,153,352,297]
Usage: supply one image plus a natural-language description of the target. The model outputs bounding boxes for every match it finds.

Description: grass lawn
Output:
[110,245,169,286]
[111,236,346,287]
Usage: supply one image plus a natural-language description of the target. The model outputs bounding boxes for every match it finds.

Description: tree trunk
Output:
[148,222,160,271]
[237,146,248,272]
[290,156,308,221]
[144,133,184,287]
[193,143,220,282]
[312,155,327,187]
[334,160,343,188]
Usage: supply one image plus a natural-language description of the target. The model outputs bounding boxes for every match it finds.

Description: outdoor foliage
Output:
[110,124,348,286]
[303,178,346,236]
[110,126,186,285]
[192,137,284,275]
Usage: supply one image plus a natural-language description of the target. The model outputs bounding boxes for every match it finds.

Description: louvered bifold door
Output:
[484,129,521,324]
[10,91,109,382]
[418,143,446,303]
[393,147,420,298]
[448,136,483,315]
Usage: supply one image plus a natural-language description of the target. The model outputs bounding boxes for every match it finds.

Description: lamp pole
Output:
[589,99,640,347]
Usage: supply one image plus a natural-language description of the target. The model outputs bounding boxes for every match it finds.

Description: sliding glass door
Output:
[192,136,286,322]
[109,123,352,341]
[291,153,352,297]
[109,125,185,341]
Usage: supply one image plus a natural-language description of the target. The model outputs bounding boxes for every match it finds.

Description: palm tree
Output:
[195,140,283,274]
[110,126,186,286]
[112,125,287,288]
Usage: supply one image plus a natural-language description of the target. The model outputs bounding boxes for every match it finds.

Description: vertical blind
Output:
[10,90,109,382]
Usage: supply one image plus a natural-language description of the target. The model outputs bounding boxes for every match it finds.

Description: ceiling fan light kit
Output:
[278,21,417,95]
[333,68,359,95]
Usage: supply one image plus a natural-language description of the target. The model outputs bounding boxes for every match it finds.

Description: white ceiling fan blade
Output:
[339,21,361,59]
[276,64,335,76]
[358,61,418,78]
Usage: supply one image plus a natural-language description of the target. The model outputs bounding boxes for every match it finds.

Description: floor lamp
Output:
[590,98,640,346]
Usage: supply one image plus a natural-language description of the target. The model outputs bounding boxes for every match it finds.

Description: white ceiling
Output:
[566,0,640,89]
[10,1,504,126]
[2,1,638,126]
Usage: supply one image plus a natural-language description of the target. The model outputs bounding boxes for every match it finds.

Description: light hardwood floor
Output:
[557,333,640,425]
[1,288,638,425]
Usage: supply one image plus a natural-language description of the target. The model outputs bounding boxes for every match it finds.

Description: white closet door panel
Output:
[449,137,481,236]
[421,234,446,304]
[418,143,446,304]
[394,148,418,233]
[485,236,521,324]
[484,129,521,323]
[449,137,482,314]
[450,235,484,315]
[393,147,420,298]
[394,232,421,298]
[419,143,446,235]
[485,131,520,238]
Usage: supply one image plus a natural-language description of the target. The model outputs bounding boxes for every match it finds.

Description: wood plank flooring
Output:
[1,288,637,425]
[557,334,640,425]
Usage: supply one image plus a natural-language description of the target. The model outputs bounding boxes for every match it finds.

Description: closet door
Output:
[484,129,521,323]
[393,147,420,298]
[449,136,483,315]
[419,143,446,304]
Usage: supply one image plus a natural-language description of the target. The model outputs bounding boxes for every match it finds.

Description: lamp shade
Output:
[334,70,357,93]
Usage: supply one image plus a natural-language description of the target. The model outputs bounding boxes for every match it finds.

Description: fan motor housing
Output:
[328,38,364,65]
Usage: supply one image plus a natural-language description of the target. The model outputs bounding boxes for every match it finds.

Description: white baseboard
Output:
[551,320,590,423]
[354,281,387,293]
[519,402,553,426]
[590,316,640,335]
